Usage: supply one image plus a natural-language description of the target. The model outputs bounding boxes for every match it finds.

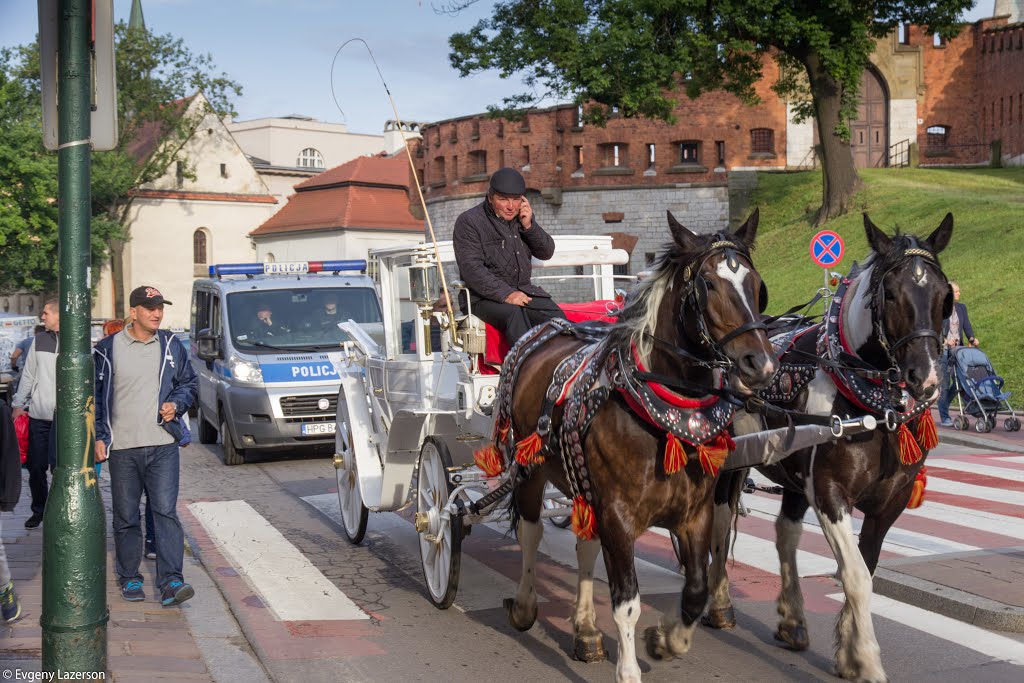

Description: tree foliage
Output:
[0,23,241,297]
[447,1,973,223]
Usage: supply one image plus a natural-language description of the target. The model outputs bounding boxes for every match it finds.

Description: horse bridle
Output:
[870,240,950,368]
[652,236,768,369]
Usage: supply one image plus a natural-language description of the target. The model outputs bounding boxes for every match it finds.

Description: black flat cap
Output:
[489,167,526,195]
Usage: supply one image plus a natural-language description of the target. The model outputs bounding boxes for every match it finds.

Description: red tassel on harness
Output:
[571,496,598,540]
[907,466,927,509]
[664,433,688,475]
[473,445,504,477]
[514,431,545,465]
[697,433,735,476]
[915,412,939,451]
[494,418,511,445]
[898,423,923,465]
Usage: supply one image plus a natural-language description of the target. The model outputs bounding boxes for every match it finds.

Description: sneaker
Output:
[145,542,157,560]
[940,418,953,427]
[121,580,145,602]
[24,513,43,529]
[0,582,21,622]
[161,580,194,607]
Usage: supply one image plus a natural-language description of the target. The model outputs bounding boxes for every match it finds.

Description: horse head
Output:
[863,212,954,401]
[661,209,777,391]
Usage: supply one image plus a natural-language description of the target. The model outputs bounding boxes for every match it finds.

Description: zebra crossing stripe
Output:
[928,458,1024,483]
[189,500,368,621]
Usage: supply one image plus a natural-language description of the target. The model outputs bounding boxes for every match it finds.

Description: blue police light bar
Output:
[208,260,367,277]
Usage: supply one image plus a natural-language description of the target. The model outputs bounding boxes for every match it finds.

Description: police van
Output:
[190,260,381,465]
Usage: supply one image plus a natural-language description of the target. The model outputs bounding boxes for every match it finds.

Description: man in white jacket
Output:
[11,300,59,529]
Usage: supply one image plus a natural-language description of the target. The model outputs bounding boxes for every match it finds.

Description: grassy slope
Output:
[747,167,1024,396]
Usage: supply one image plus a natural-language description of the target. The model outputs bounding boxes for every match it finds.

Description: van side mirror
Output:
[197,328,220,361]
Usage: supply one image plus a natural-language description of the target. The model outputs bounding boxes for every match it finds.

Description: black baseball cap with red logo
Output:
[129,285,173,308]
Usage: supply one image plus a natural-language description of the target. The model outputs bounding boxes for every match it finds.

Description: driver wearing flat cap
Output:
[452,167,565,343]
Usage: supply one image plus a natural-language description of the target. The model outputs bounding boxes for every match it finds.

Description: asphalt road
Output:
[178,440,1024,683]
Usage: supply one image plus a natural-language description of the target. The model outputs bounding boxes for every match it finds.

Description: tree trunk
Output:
[804,52,861,226]
[109,238,126,319]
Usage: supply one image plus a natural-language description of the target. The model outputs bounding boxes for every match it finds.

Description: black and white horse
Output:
[705,214,953,682]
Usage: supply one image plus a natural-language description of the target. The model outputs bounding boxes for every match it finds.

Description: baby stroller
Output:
[948,346,1020,433]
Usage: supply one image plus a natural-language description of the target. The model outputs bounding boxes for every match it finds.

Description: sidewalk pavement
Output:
[0,472,271,683]
[872,407,1024,632]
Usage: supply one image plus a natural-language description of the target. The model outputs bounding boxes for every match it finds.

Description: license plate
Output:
[301,422,336,435]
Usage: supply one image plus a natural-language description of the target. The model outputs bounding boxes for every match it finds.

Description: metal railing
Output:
[888,139,911,168]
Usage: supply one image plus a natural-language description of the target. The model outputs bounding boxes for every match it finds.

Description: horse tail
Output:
[728,468,747,564]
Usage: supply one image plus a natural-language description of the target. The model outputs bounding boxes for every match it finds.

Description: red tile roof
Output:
[251,156,422,237]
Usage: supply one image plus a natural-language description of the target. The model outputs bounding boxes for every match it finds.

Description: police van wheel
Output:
[220,419,246,466]
[197,407,217,444]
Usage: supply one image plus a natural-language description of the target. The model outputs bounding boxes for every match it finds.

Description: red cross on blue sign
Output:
[809,230,845,268]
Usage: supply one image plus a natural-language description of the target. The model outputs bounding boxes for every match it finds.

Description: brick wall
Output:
[978,23,1024,165]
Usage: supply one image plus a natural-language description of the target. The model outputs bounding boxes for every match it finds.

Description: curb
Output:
[937,430,1024,454]
[873,566,1024,633]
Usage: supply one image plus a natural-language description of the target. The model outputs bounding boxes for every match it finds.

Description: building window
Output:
[496,120,504,138]
[451,155,458,180]
[645,252,657,266]
[471,120,480,140]
[432,156,446,185]
[175,161,185,188]
[498,149,505,168]
[751,128,775,154]
[715,140,726,166]
[933,32,945,48]
[468,150,487,176]
[265,253,275,263]
[646,143,656,170]
[926,125,949,146]
[600,143,627,167]
[449,123,458,143]
[898,24,910,45]
[522,145,531,169]
[297,148,325,169]
[678,141,700,164]
[613,262,630,277]
[193,229,209,266]
[220,163,228,178]
[574,145,584,171]
[576,105,584,128]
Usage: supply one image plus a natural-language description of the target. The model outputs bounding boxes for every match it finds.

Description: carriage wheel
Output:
[417,437,463,609]
[543,485,571,528]
[335,420,368,545]
[954,416,970,431]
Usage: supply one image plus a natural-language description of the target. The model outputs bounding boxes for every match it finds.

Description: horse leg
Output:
[646,520,711,661]
[703,471,742,629]
[816,494,887,683]
[504,473,545,632]
[774,488,810,651]
[571,538,607,662]
[858,496,911,576]
[597,516,642,683]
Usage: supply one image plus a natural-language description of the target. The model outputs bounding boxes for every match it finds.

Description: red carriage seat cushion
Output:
[478,300,620,374]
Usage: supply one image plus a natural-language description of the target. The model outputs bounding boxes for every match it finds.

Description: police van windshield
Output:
[226,287,381,352]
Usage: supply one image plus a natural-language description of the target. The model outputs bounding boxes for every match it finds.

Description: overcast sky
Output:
[0,1,998,136]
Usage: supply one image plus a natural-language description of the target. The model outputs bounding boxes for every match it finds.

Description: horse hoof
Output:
[644,625,673,661]
[572,635,607,663]
[701,607,736,630]
[774,623,809,651]
[503,597,537,632]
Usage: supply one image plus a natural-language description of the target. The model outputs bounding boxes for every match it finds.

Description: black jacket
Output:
[0,403,23,512]
[941,301,976,346]
[452,199,556,304]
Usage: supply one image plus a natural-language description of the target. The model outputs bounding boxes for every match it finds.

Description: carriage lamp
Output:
[409,262,440,304]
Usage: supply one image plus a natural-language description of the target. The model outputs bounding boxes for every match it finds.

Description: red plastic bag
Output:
[14,413,28,466]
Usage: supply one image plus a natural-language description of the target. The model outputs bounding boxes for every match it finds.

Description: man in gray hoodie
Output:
[11,300,59,529]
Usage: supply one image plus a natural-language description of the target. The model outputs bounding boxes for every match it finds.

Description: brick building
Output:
[411,9,1024,277]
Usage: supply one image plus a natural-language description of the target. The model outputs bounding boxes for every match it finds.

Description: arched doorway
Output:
[850,68,890,168]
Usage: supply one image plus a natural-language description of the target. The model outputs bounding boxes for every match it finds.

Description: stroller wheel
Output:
[954,416,969,431]
[975,418,992,434]
[1006,417,1022,432]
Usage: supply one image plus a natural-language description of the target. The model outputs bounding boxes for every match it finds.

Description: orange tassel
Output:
[663,433,688,475]
[495,418,511,445]
[915,412,939,451]
[571,496,598,540]
[514,431,545,465]
[907,466,927,509]
[473,445,504,477]
[898,423,924,465]
[697,433,735,476]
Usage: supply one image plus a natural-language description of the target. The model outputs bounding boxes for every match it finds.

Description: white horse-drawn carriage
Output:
[332,236,630,607]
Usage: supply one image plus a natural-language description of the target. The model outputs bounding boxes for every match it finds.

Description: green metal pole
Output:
[41,0,109,673]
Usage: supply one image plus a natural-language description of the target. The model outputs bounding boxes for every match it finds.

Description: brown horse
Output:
[494,210,777,681]
[705,214,954,683]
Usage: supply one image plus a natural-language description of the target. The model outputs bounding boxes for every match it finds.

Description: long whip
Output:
[330,38,455,330]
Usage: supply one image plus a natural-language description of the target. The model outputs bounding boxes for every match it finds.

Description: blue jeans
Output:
[108,444,184,590]
[937,348,969,421]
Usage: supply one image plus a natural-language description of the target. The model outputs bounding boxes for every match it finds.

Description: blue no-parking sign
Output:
[809,230,845,268]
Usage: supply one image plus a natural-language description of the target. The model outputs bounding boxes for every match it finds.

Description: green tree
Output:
[447,0,973,225]
[0,23,240,309]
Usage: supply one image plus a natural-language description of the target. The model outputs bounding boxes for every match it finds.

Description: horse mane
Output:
[864,230,940,294]
[611,231,750,366]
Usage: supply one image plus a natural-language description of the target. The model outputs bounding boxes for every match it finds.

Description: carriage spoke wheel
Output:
[335,419,368,545]
[417,437,463,609]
